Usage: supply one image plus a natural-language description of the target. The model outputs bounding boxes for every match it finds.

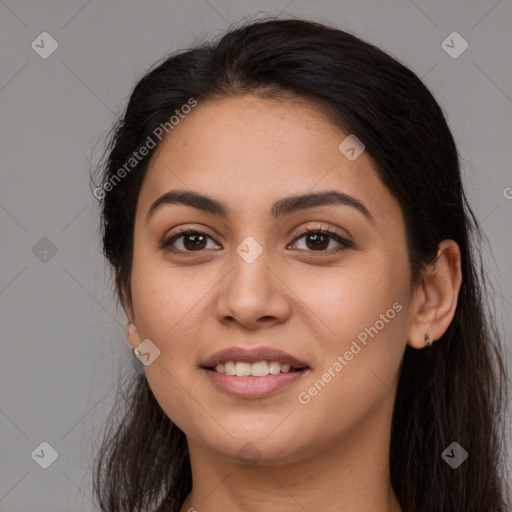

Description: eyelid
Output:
[288,222,352,243]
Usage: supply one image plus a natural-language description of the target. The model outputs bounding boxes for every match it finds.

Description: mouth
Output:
[200,347,310,398]
[201,346,309,374]
[204,360,306,376]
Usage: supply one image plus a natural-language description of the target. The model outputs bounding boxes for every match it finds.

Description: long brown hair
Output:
[91,17,511,511]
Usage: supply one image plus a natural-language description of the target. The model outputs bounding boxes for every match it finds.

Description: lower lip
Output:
[202,368,308,398]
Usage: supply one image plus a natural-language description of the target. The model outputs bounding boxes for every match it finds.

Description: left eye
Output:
[161,228,352,254]
[289,229,352,253]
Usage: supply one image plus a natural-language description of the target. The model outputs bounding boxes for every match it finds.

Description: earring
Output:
[424,332,435,347]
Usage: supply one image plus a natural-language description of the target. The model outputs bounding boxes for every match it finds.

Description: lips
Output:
[200,347,310,398]
[201,347,309,370]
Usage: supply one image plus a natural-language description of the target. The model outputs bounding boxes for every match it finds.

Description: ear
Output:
[116,274,141,349]
[125,321,142,350]
[407,239,462,349]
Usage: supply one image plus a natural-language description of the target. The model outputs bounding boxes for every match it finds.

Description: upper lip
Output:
[201,347,309,369]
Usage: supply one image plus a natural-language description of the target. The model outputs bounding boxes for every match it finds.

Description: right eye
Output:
[161,228,221,254]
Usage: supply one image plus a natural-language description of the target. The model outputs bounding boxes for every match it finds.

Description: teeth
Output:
[268,361,281,374]
[224,361,236,375]
[213,360,296,376]
[235,362,251,376]
[251,361,269,376]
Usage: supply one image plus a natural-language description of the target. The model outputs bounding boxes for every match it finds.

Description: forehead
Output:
[136,95,397,225]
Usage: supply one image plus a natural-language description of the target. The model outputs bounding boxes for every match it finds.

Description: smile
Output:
[200,346,310,398]
[210,360,302,376]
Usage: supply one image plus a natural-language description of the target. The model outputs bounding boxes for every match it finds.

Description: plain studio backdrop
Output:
[0,1,511,510]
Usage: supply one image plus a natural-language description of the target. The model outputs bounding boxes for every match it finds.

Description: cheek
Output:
[129,250,213,434]
[292,288,408,450]
[130,242,217,346]
[289,256,406,343]
[290,256,409,409]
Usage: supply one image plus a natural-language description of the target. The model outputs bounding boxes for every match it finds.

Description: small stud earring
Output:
[425,332,434,347]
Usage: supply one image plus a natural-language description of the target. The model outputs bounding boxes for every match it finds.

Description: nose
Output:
[214,249,292,330]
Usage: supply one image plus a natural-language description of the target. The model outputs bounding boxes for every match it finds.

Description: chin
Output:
[192,422,310,466]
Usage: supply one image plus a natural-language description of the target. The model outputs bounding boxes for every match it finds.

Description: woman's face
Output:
[126,95,415,464]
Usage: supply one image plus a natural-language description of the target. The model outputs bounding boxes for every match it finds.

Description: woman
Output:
[92,17,511,512]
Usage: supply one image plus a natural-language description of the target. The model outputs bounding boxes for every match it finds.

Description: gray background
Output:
[1,0,511,510]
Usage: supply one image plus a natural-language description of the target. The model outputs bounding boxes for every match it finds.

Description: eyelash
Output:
[160,225,353,256]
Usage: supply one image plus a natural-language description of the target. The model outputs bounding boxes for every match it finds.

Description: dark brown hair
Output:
[91,17,511,511]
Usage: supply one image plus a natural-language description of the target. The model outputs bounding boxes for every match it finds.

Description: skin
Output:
[123,95,462,512]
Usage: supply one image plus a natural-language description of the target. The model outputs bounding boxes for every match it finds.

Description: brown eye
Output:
[161,226,352,256]
[289,228,353,253]
[161,229,220,253]
[304,232,330,250]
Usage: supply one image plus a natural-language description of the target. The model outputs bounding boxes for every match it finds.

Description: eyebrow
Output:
[146,189,375,225]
